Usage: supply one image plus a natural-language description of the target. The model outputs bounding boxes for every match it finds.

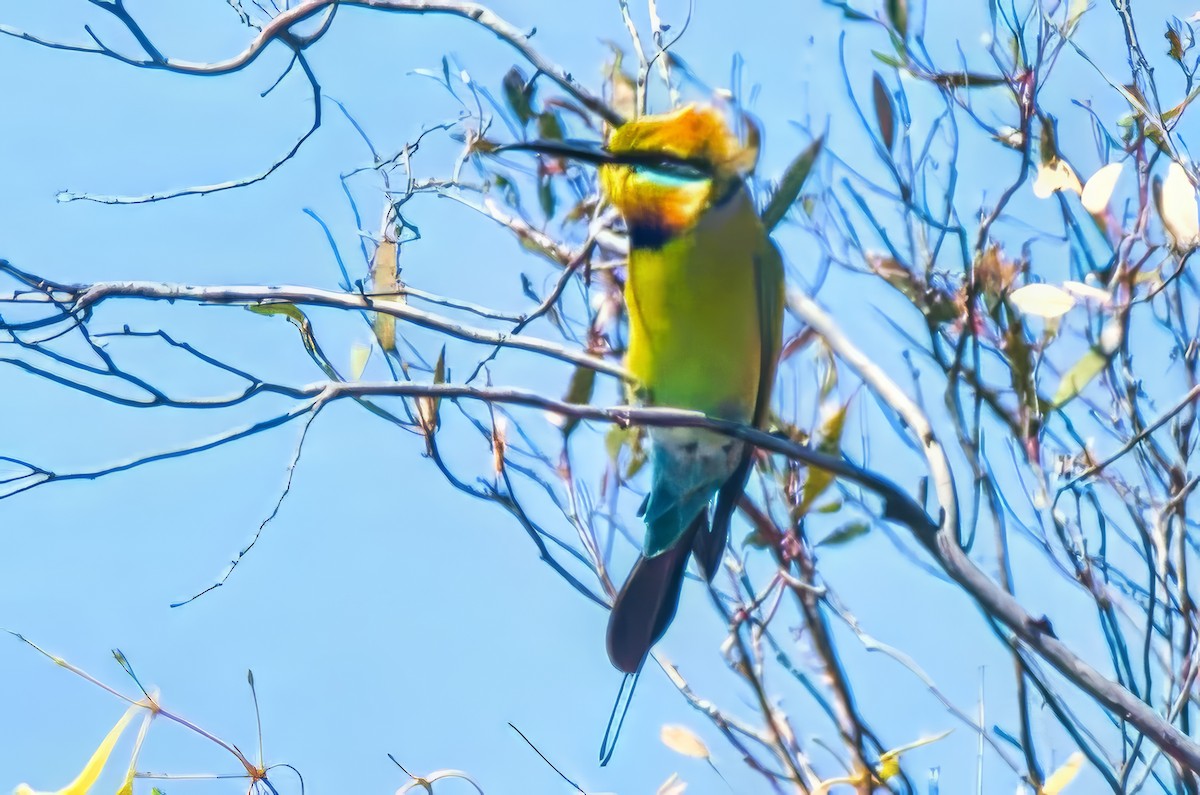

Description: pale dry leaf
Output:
[491,415,507,478]
[1033,159,1082,198]
[995,126,1024,147]
[660,724,710,759]
[1162,161,1200,249]
[349,342,372,381]
[1009,283,1077,319]
[1080,162,1123,214]
[1060,280,1111,304]
[370,237,400,351]
[656,773,687,795]
[1099,318,1124,354]
[813,775,860,795]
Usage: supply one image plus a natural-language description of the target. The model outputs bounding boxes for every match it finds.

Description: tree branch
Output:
[786,289,1200,771]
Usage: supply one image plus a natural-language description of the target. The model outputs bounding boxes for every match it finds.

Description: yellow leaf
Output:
[876,729,953,780]
[656,773,687,795]
[416,346,446,439]
[15,703,141,795]
[1080,162,1123,214]
[1065,0,1088,33]
[1009,283,1077,319]
[1162,161,1200,250]
[557,365,596,439]
[799,402,848,513]
[491,415,507,478]
[660,725,709,759]
[1041,751,1084,794]
[1050,347,1107,407]
[349,342,372,381]
[371,237,400,352]
[1033,159,1082,199]
[116,705,155,795]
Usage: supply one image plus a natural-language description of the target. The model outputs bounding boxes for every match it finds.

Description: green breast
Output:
[624,189,768,422]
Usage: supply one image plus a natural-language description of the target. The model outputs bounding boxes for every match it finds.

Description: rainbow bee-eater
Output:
[504,105,784,674]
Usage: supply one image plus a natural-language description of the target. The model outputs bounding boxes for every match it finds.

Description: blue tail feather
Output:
[641,453,724,558]
[605,438,735,674]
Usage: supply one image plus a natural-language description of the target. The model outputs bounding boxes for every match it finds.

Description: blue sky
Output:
[0,0,1194,793]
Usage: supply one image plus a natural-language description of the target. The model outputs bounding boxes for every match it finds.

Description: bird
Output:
[501,104,784,674]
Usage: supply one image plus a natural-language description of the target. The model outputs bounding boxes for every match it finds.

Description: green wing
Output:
[692,232,784,579]
[751,237,785,426]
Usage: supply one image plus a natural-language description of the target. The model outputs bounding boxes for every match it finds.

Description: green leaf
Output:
[536,111,564,141]
[817,520,871,548]
[247,302,405,426]
[886,0,908,39]
[762,136,824,231]
[1039,115,1060,165]
[872,50,903,68]
[247,303,318,358]
[872,72,895,151]
[494,173,519,207]
[923,71,1008,89]
[502,66,535,125]
[839,3,874,22]
[1050,347,1107,407]
[743,529,772,549]
[559,365,596,439]
[538,169,556,219]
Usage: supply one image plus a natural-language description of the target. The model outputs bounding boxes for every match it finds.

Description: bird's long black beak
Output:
[495,140,713,178]
[495,139,616,165]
